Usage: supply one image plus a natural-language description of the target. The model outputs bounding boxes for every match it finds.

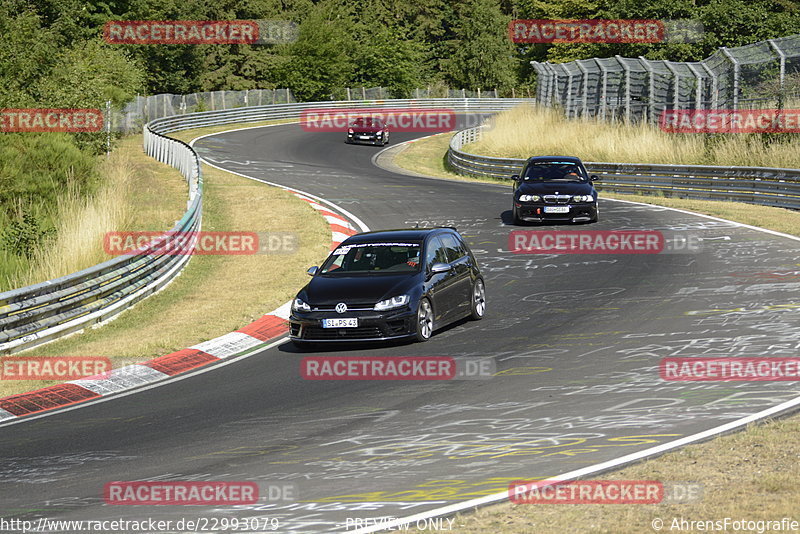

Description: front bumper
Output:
[290,307,416,342]
[346,132,383,145]
[516,202,597,222]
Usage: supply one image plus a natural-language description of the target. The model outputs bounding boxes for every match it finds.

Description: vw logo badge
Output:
[335,302,348,314]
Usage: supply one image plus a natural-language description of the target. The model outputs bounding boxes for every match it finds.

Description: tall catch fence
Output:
[531,34,800,123]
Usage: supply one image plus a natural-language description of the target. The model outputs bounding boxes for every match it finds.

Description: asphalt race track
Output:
[2,123,800,533]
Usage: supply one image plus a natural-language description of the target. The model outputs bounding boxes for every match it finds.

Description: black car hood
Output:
[301,274,415,305]
[517,181,594,195]
[351,126,382,133]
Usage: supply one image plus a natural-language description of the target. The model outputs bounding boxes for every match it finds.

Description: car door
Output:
[424,235,456,324]
[439,232,472,317]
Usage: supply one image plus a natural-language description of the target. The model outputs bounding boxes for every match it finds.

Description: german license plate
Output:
[322,318,358,328]
[544,206,570,213]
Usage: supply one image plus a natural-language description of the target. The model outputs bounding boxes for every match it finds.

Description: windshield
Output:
[320,242,421,274]
[523,162,588,182]
[350,117,382,128]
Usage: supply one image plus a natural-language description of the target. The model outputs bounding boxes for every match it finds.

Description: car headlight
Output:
[348,128,354,134]
[571,195,594,202]
[374,295,409,311]
[292,298,311,312]
[375,130,383,135]
[518,194,540,202]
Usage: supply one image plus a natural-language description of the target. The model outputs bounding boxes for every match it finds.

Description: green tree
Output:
[443,0,517,91]
[282,1,355,100]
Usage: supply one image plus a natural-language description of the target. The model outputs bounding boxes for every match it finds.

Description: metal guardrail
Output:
[147,98,534,133]
[0,98,532,354]
[447,125,800,210]
[0,127,202,354]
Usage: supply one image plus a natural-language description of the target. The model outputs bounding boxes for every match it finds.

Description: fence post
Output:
[576,61,589,118]
[664,62,681,112]
[700,62,718,109]
[596,59,608,121]
[619,57,631,123]
[721,47,739,111]
[768,39,787,106]
[639,57,656,125]
[686,63,704,110]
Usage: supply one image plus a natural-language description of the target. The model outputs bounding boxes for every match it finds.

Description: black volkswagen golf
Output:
[511,156,600,224]
[289,228,485,347]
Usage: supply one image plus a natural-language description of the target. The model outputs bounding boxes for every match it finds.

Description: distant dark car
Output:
[511,156,600,224]
[289,228,485,347]
[345,117,389,146]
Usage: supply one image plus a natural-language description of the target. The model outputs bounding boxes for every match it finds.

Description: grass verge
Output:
[439,416,800,533]
[1,121,329,397]
[467,105,800,168]
[390,123,800,533]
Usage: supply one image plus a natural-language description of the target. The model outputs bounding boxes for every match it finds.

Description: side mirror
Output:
[430,263,451,274]
[590,175,601,181]
[511,174,520,182]
[307,266,318,276]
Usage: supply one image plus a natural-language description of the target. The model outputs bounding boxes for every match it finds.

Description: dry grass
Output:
[468,105,800,168]
[3,136,187,290]
[1,128,329,397]
[441,417,800,533]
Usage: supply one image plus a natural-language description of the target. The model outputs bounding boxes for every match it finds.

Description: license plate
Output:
[544,206,570,213]
[322,318,358,328]
[358,135,370,140]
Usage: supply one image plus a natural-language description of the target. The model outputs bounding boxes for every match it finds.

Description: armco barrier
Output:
[0,98,532,354]
[447,125,800,210]
[0,130,201,355]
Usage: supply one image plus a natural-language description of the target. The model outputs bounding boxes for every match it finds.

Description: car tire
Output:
[415,298,434,342]
[469,278,486,320]
[511,205,523,225]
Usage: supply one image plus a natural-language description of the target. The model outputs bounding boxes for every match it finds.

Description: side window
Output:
[440,234,465,263]
[425,237,448,267]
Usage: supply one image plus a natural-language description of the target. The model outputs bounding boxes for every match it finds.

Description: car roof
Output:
[342,228,457,244]
[526,156,584,164]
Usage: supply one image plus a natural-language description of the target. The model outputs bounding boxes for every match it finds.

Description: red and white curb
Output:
[0,172,363,423]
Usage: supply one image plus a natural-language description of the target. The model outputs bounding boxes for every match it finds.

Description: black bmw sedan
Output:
[511,156,600,224]
[289,228,485,347]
